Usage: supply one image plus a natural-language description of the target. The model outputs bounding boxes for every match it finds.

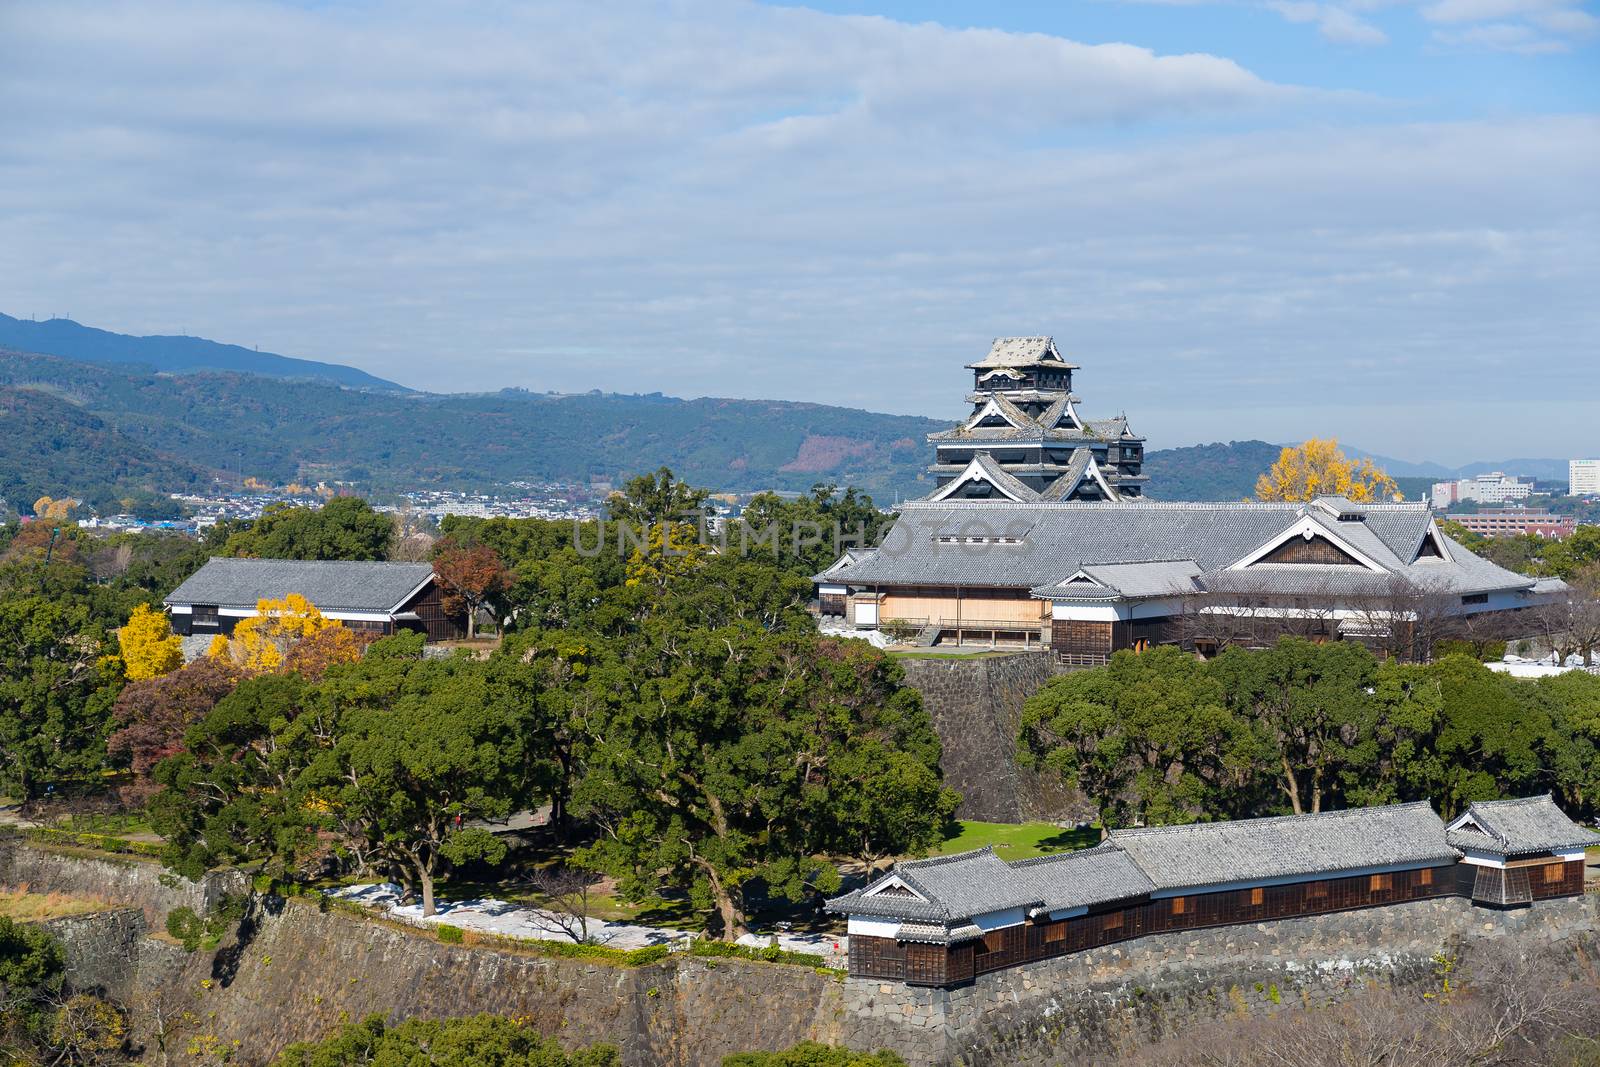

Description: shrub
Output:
[688,939,827,969]
[436,924,464,944]
[20,827,164,858]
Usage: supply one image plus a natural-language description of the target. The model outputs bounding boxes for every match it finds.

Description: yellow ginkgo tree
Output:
[1255,438,1399,503]
[116,603,184,681]
[208,593,342,672]
[32,496,79,521]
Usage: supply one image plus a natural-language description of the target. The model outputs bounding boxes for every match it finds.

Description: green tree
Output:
[605,467,710,528]
[723,1044,907,1067]
[0,596,122,802]
[1211,638,1380,815]
[1538,670,1600,818]
[1361,659,1446,807]
[0,915,65,1050]
[1424,655,1550,817]
[272,1014,619,1067]
[575,626,953,939]
[1541,525,1600,579]
[148,673,318,880]
[735,484,893,577]
[295,636,526,915]
[1019,647,1253,830]
[223,496,392,561]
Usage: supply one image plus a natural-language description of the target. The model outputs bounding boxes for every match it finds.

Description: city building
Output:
[1449,511,1576,540]
[165,558,465,641]
[1429,472,1533,507]
[828,794,1598,988]
[926,337,1145,502]
[1570,459,1600,496]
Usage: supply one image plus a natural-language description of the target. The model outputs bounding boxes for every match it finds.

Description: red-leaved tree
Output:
[107,658,242,803]
[432,540,510,640]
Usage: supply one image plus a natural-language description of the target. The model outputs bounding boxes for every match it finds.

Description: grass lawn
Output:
[928,820,1099,861]
[0,887,111,922]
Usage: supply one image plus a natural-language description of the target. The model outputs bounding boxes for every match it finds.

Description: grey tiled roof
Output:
[166,558,434,613]
[1006,844,1154,912]
[1034,560,1204,601]
[928,452,1043,503]
[1448,795,1600,857]
[820,500,1538,600]
[1109,802,1457,892]
[967,336,1077,370]
[826,843,1151,925]
[826,848,1035,921]
[1039,449,1094,502]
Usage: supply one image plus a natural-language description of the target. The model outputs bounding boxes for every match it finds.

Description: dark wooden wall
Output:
[397,580,467,642]
[849,862,1473,987]
[1051,619,1112,655]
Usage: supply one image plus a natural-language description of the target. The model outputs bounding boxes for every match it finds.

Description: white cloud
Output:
[0,1,1595,461]
[1269,1,1392,43]
[1121,0,1598,50]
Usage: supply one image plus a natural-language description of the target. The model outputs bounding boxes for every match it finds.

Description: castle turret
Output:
[925,336,1146,502]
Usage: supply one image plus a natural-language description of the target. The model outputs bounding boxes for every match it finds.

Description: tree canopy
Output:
[221,497,393,561]
[272,1014,619,1067]
[1254,439,1397,503]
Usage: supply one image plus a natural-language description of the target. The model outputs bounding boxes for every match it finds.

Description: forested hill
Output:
[0,312,407,393]
[1143,440,1284,501]
[0,347,1445,509]
[0,349,943,503]
[0,384,210,514]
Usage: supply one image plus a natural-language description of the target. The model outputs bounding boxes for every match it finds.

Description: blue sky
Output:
[0,0,1595,464]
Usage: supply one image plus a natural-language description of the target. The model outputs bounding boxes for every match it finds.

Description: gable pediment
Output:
[1252,533,1362,566]
[1229,515,1389,573]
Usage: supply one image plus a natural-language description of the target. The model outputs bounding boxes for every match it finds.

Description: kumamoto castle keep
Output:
[816,336,1560,659]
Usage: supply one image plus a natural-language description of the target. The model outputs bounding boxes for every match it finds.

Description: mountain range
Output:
[0,313,1574,515]
[0,312,407,393]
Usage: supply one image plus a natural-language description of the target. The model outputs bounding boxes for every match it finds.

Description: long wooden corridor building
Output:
[828,795,1597,988]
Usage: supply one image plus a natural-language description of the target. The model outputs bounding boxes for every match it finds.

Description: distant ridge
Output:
[0,312,408,392]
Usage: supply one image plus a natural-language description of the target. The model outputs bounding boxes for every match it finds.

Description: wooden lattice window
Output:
[1249,887,1264,906]
[981,930,1005,953]
[1102,911,1124,931]
[1369,873,1393,892]
[1544,863,1567,884]
[1418,868,1433,886]
[1170,896,1186,916]
[1044,922,1065,943]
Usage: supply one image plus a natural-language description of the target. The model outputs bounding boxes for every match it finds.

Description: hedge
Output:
[20,827,164,858]
[688,938,828,969]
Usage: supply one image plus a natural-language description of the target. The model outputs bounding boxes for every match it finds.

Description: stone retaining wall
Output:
[898,652,1075,821]
[43,908,190,1005]
[0,837,246,922]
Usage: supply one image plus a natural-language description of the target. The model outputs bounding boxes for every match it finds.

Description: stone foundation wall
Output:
[898,652,1075,821]
[0,838,246,923]
[43,908,190,1005]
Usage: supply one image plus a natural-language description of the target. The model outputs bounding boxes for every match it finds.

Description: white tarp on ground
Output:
[1489,655,1600,678]
[327,883,847,964]
[817,622,890,648]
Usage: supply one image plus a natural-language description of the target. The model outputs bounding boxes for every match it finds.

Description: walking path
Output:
[328,883,848,965]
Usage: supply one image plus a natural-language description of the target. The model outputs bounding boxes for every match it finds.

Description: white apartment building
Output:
[1430,471,1534,507]
[1570,459,1600,496]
